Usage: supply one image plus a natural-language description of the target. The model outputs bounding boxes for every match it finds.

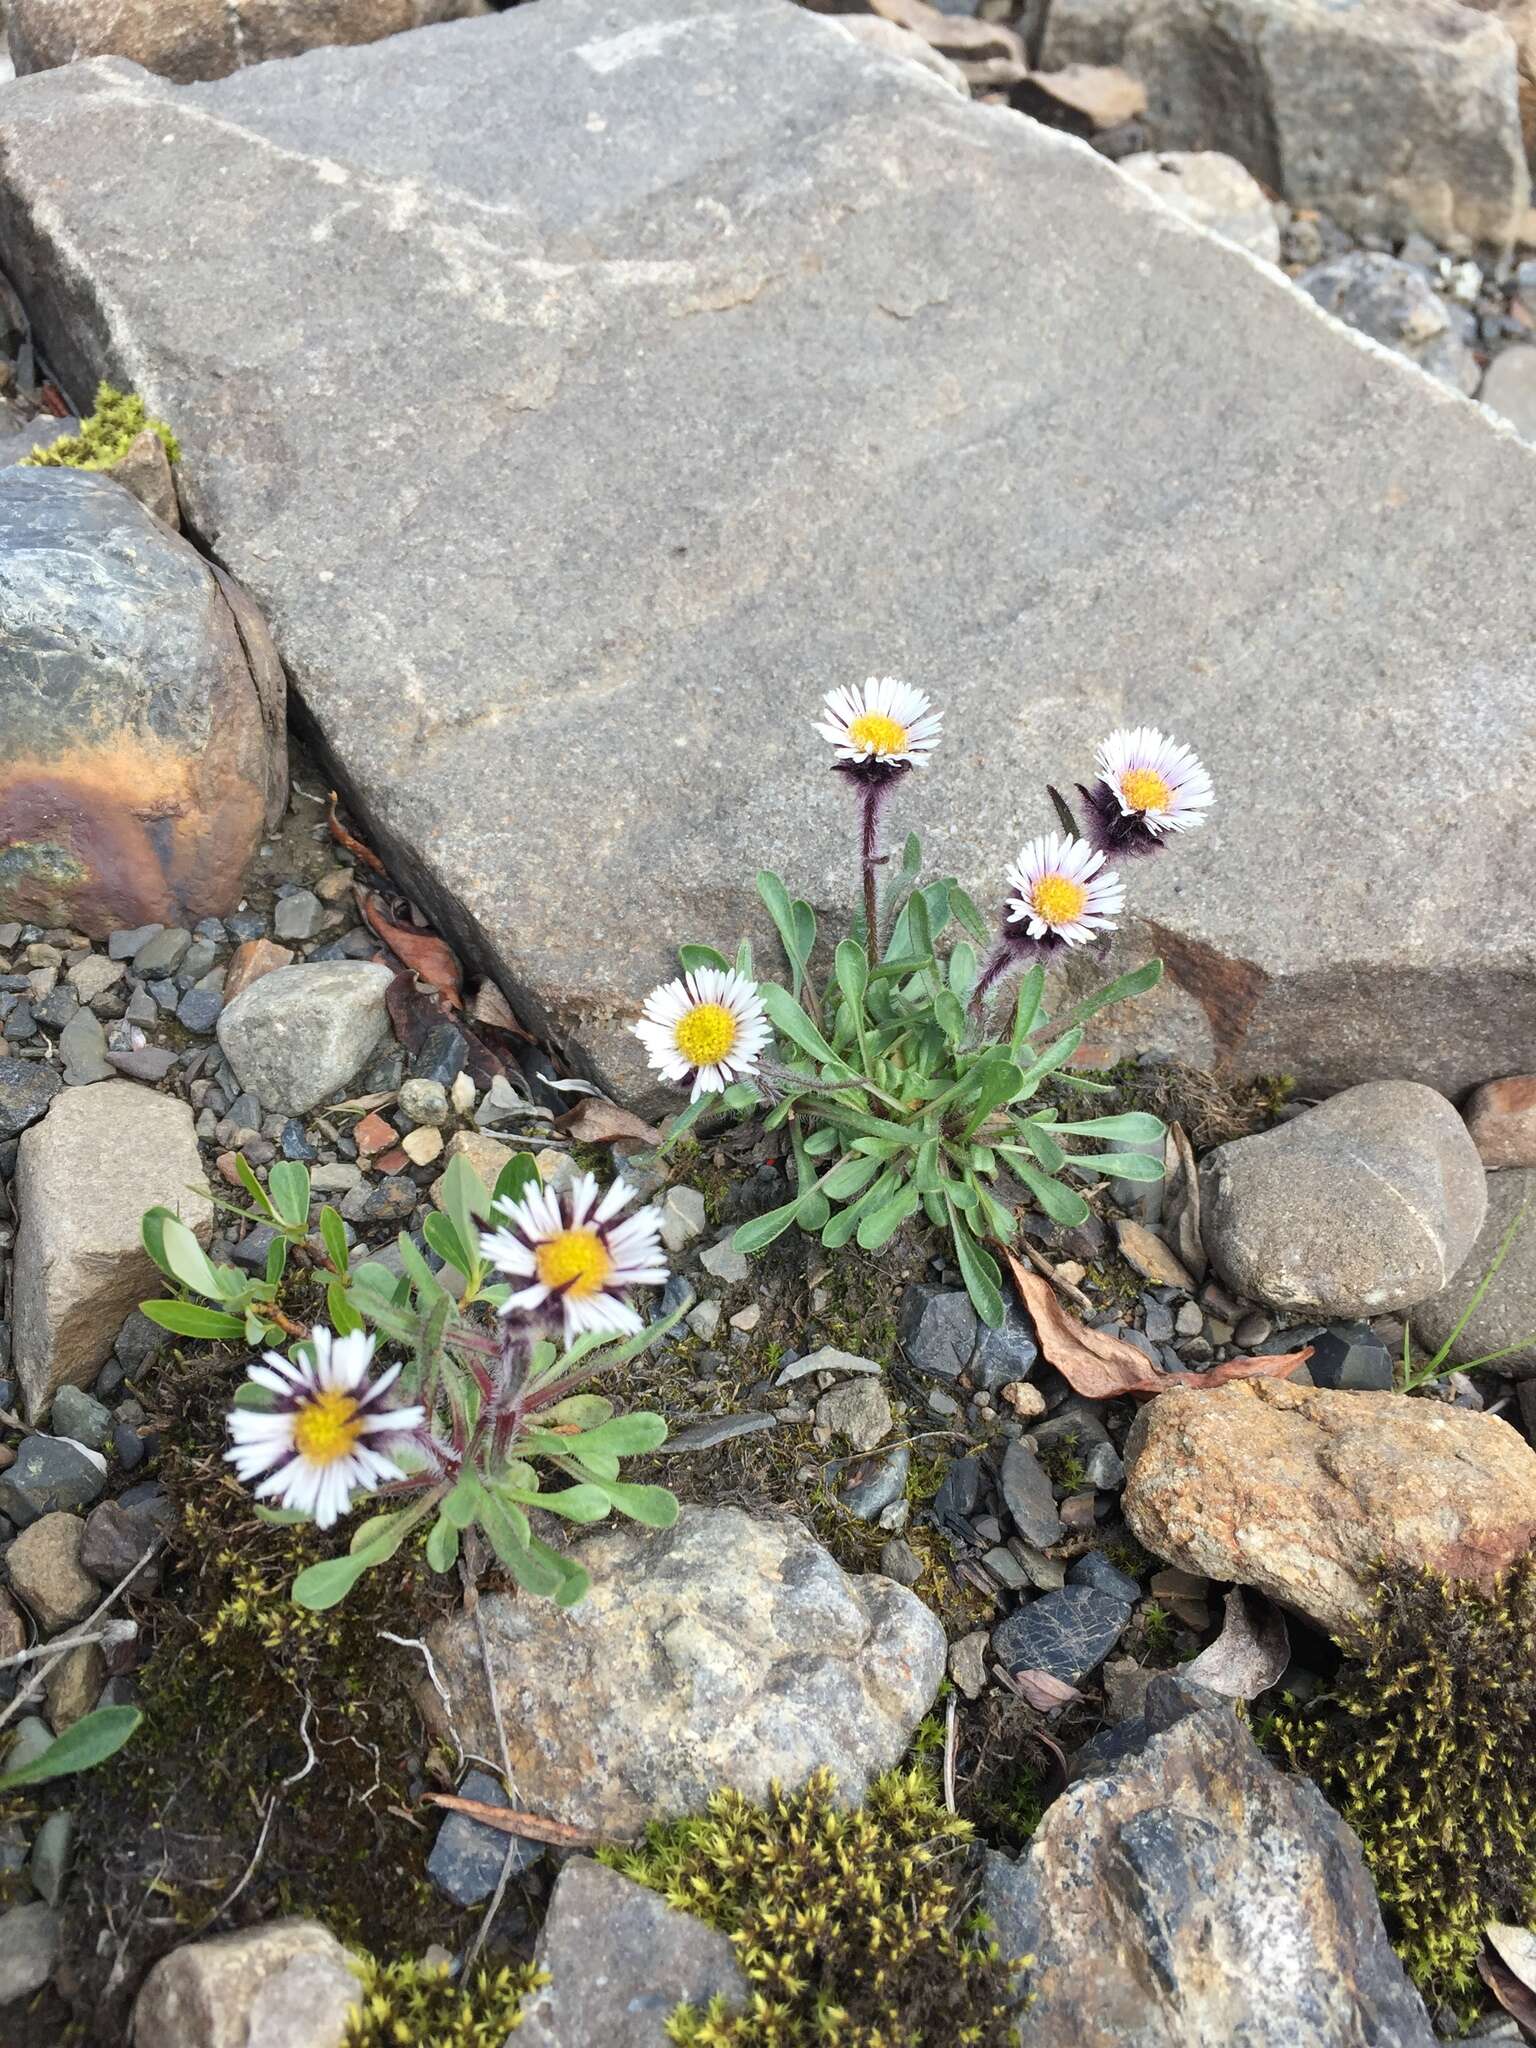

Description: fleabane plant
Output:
[140,1152,681,1611]
[634,682,1215,1327]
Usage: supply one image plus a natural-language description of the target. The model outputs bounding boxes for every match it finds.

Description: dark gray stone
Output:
[981,1677,1436,2046]
[273,889,325,942]
[1067,1550,1142,1605]
[663,1412,777,1451]
[410,1020,468,1088]
[113,1310,164,1372]
[50,1384,112,1451]
[6,0,1536,1105]
[1307,1321,1395,1392]
[899,1284,978,1380]
[969,1300,1039,1391]
[0,1435,108,1527]
[175,986,223,1034]
[0,1057,60,1139]
[992,1584,1129,1684]
[132,927,191,977]
[998,1439,1064,1549]
[931,1453,983,1537]
[108,924,161,960]
[57,1007,113,1081]
[1300,253,1479,394]
[426,1767,542,1906]
[107,1047,179,1083]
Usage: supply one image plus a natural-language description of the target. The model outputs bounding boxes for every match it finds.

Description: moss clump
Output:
[22,381,180,470]
[602,1765,1025,2047]
[343,1955,544,2046]
[1277,1555,1536,2008]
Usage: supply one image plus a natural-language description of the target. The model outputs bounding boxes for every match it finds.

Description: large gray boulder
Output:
[12,1081,213,1422]
[412,1506,946,1837]
[1043,0,1530,250]
[983,1675,1436,2046]
[1200,1081,1488,1318]
[9,0,488,83]
[2,0,1535,1103]
[0,468,286,939]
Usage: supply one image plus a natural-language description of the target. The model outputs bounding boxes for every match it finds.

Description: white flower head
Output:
[814,676,943,773]
[1005,831,1124,948]
[1094,727,1214,839]
[480,1172,668,1344]
[225,1327,424,1531]
[633,966,772,1100]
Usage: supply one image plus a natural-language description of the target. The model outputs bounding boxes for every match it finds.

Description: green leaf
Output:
[234,1151,277,1219]
[140,1206,175,1284]
[159,1215,224,1301]
[949,887,989,945]
[913,1137,942,1196]
[425,1515,459,1573]
[821,1169,899,1249]
[1068,1150,1165,1181]
[855,1179,921,1251]
[1010,1156,1092,1227]
[1031,958,1163,1041]
[327,1276,366,1335]
[1008,965,1045,1051]
[253,1503,310,1523]
[1015,1027,1084,1091]
[721,1080,760,1112]
[263,1236,290,1290]
[319,1205,350,1278]
[757,870,809,995]
[1049,1111,1166,1143]
[947,1206,1005,1327]
[735,937,754,979]
[933,991,968,1047]
[821,1151,883,1201]
[542,1394,614,1429]
[138,1299,247,1340]
[491,1152,541,1213]
[946,940,978,1003]
[548,1411,669,1458]
[579,1477,680,1527]
[440,1152,491,1271]
[441,1476,483,1529]
[803,1124,840,1157]
[423,1211,472,1278]
[679,943,731,974]
[392,1234,447,1308]
[835,939,869,1017]
[0,1706,141,1791]
[1022,1123,1067,1174]
[732,1198,802,1255]
[233,1381,277,1410]
[343,1277,419,1343]
[961,1057,1026,1126]
[509,1483,612,1523]
[267,1161,312,1231]
[760,982,848,1075]
[290,1551,383,1611]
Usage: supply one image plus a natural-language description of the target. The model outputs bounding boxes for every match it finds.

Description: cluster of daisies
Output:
[226,1171,670,1529]
[630,680,1215,1100]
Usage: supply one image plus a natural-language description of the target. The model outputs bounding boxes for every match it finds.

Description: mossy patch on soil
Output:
[22,382,180,471]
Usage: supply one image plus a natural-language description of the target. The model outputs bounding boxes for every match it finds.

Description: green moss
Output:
[1138,1601,1175,1655]
[342,1955,545,2046]
[22,381,180,471]
[603,1765,1025,2047]
[1276,1556,1536,2010]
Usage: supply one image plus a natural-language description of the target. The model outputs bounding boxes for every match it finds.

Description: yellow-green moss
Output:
[342,1955,545,2046]
[1277,1555,1536,2010]
[22,381,180,470]
[602,1765,1026,2047]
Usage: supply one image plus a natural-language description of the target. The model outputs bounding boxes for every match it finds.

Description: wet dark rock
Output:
[992,1583,1130,1685]
[932,1453,983,1538]
[176,987,223,1034]
[426,1767,543,1906]
[1067,1550,1142,1604]
[837,1442,910,1521]
[410,1019,468,1087]
[279,1118,318,1161]
[1308,1321,1394,1392]
[0,1056,60,1139]
[0,1436,108,1527]
[970,1300,1039,1391]
[898,1283,978,1379]
[999,1439,1064,1548]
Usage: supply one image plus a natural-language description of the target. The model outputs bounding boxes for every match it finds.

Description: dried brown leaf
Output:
[1488,1924,1536,1999]
[1004,1253,1311,1400]
[1183,1587,1290,1700]
[1479,1947,1536,2038]
[423,1793,605,1848]
[357,889,463,1008]
[1162,1121,1206,1284]
[326,791,386,872]
[555,1097,663,1147]
[470,980,519,1032]
[1012,1668,1085,1711]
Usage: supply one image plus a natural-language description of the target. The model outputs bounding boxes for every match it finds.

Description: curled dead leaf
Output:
[327,791,386,872]
[1012,1668,1085,1712]
[1479,1946,1536,2038]
[1488,1923,1536,1999]
[1182,1587,1290,1701]
[424,1792,606,1848]
[357,888,463,1008]
[554,1097,663,1147]
[1003,1252,1311,1400]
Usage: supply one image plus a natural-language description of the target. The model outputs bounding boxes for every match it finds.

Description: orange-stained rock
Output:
[1123,1379,1536,1641]
[224,939,296,1005]
[353,1111,397,1156]
[0,469,285,940]
[1464,1074,1536,1169]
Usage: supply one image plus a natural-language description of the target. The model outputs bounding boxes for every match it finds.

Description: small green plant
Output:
[1397,1202,1533,1391]
[21,380,180,470]
[1138,1601,1175,1654]
[141,1152,681,1611]
[343,1953,543,2045]
[634,690,1216,1325]
[603,1764,1026,2046]
[1277,1555,1536,2008]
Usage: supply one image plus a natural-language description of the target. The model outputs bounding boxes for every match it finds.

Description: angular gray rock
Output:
[1118,150,1280,262]
[0,1900,61,2007]
[1042,0,1530,250]
[12,1081,212,1421]
[216,960,395,1116]
[983,1676,1436,2046]
[1412,1164,1536,1377]
[991,1583,1129,1683]
[814,1374,893,1451]
[1299,253,1480,394]
[4,0,1536,1103]
[0,468,285,939]
[1200,1081,1488,1318]
[411,1506,945,1836]
[10,0,488,83]
[516,1858,748,2048]
[0,1055,61,1140]
[131,1919,360,2048]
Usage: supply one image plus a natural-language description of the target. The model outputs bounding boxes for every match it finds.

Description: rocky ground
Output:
[2,0,1536,2044]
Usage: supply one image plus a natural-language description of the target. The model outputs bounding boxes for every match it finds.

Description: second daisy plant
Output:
[635,681,1215,1326]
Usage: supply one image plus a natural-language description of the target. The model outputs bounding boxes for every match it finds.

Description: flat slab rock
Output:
[983,1676,1436,2047]
[3,0,1535,1101]
[411,1505,945,1836]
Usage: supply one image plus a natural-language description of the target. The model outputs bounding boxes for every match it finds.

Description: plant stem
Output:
[860,784,882,957]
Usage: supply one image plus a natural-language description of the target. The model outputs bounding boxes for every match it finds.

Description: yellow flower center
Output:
[1031,874,1088,927]
[536,1228,613,1299]
[292,1390,365,1466]
[674,1001,738,1068]
[1120,767,1173,814]
[846,711,909,756]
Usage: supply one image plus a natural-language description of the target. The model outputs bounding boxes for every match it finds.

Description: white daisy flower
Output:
[1004,831,1125,948]
[1094,726,1214,839]
[814,676,943,773]
[633,966,772,1100]
[225,1327,425,1531]
[480,1172,668,1343]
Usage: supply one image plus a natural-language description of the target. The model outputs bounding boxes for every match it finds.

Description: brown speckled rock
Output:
[1463,1074,1536,1169]
[1123,1380,1536,1640]
[413,1506,945,1836]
